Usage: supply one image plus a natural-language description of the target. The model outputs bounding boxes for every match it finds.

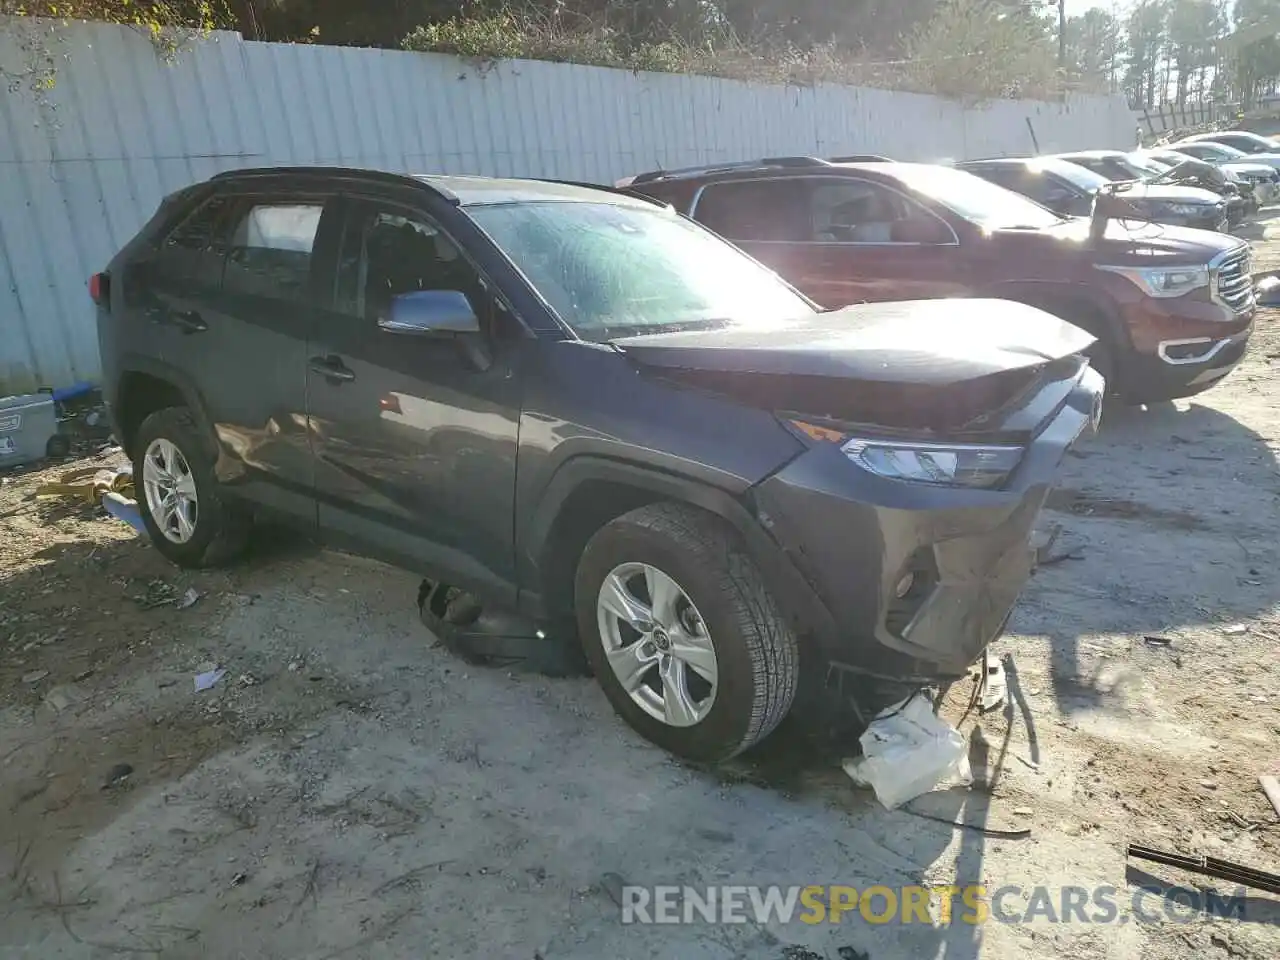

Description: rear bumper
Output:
[750,368,1102,682]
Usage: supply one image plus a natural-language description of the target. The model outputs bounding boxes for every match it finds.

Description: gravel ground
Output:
[2,220,1279,960]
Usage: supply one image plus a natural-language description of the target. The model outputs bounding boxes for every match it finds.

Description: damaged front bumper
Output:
[748,366,1103,686]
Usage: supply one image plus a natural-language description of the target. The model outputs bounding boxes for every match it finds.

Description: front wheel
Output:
[574,503,799,762]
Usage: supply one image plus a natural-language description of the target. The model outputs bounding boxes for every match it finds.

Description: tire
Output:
[574,502,799,762]
[1084,335,1117,399]
[132,406,250,568]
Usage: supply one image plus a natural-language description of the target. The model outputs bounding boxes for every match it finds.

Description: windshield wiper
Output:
[603,317,735,340]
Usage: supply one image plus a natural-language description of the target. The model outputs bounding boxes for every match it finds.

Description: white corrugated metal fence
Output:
[0,18,1136,392]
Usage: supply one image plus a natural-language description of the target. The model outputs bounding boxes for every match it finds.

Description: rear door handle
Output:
[146,306,207,334]
[309,355,356,383]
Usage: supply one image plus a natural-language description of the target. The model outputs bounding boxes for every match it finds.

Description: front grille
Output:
[1214,247,1254,313]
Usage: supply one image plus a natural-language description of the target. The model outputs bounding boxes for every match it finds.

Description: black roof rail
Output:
[209,166,460,203]
[529,178,671,207]
[829,154,894,162]
[629,156,830,185]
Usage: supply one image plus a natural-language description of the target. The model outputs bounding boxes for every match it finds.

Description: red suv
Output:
[622,157,1256,403]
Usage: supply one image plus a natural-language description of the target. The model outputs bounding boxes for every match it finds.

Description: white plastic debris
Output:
[980,651,1007,713]
[843,693,972,810]
[194,668,227,692]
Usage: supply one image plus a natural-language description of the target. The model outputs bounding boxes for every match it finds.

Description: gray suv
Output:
[93,167,1101,761]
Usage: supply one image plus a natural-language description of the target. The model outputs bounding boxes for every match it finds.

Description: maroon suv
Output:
[621,158,1255,402]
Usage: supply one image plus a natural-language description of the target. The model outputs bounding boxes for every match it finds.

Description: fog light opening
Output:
[894,572,916,599]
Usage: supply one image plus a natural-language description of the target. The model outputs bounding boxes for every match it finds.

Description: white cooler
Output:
[0,393,58,468]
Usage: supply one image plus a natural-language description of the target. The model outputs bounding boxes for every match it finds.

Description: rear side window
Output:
[692,180,807,242]
[165,194,234,253]
[223,202,323,302]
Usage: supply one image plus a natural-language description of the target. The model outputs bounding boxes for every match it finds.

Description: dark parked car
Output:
[622,157,1255,404]
[95,167,1099,762]
[957,156,1229,232]
[1056,149,1249,224]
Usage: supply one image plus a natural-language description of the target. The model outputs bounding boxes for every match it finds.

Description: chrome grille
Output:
[1214,247,1254,313]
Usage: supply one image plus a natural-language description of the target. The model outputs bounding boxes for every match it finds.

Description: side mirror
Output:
[889,218,951,244]
[379,290,480,336]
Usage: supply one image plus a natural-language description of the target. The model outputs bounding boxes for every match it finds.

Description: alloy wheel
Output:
[142,437,199,544]
[596,562,718,727]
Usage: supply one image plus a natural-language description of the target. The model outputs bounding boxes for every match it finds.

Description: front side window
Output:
[335,207,486,323]
[468,201,814,341]
[223,201,324,301]
[806,179,943,242]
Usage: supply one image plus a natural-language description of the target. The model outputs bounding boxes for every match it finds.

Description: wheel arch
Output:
[979,281,1129,351]
[113,355,217,458]
[520,456,836,645]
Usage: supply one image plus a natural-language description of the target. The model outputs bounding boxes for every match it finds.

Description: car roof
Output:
[209,166,661,209]
[1056,150,1126,160]
[1180,132,1260,142]
[420,174,658,207]
[956,157,1028,167]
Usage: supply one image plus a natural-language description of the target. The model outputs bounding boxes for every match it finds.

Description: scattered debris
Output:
[836,949,871,960]
[1222,624,1249,636]
[1013,807,1034,816]
[42,684,84,713]
[177,588,202,610]
[21,670,49,684]
[844,693,971,810]
[980,651,1007,713]
[35,464,134,505]
[1261,776,1280,819]
[599,872,628,908]
[1126,843,1280,896]
[230,872,248,887]
[900,805,1033,839]
[101,763,134,790]
[194,668,227,693]
[1016,755,1040,771]
[1143,635,1174,648]
[102,490,145,534]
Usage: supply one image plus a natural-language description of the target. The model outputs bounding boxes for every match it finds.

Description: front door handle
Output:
[171,310,207,334]
[309,355,356,383]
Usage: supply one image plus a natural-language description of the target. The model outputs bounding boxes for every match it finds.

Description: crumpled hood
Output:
[612,299,1095,435]
[1114,182,1223,205]
[613,299,1092,384]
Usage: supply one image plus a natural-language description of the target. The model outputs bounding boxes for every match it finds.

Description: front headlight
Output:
[1095,263,1210,298]
[842,438,1023,489]
[1155,202,1214,219]
[788,420,1024,489]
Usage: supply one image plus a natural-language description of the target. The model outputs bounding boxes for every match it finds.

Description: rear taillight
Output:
[89,271,110,308]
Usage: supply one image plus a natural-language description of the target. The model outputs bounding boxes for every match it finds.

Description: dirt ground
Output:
[3,228,1280,960]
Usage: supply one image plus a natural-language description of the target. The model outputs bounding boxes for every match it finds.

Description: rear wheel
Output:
[133,407,250,568]
[574,503,799,762]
